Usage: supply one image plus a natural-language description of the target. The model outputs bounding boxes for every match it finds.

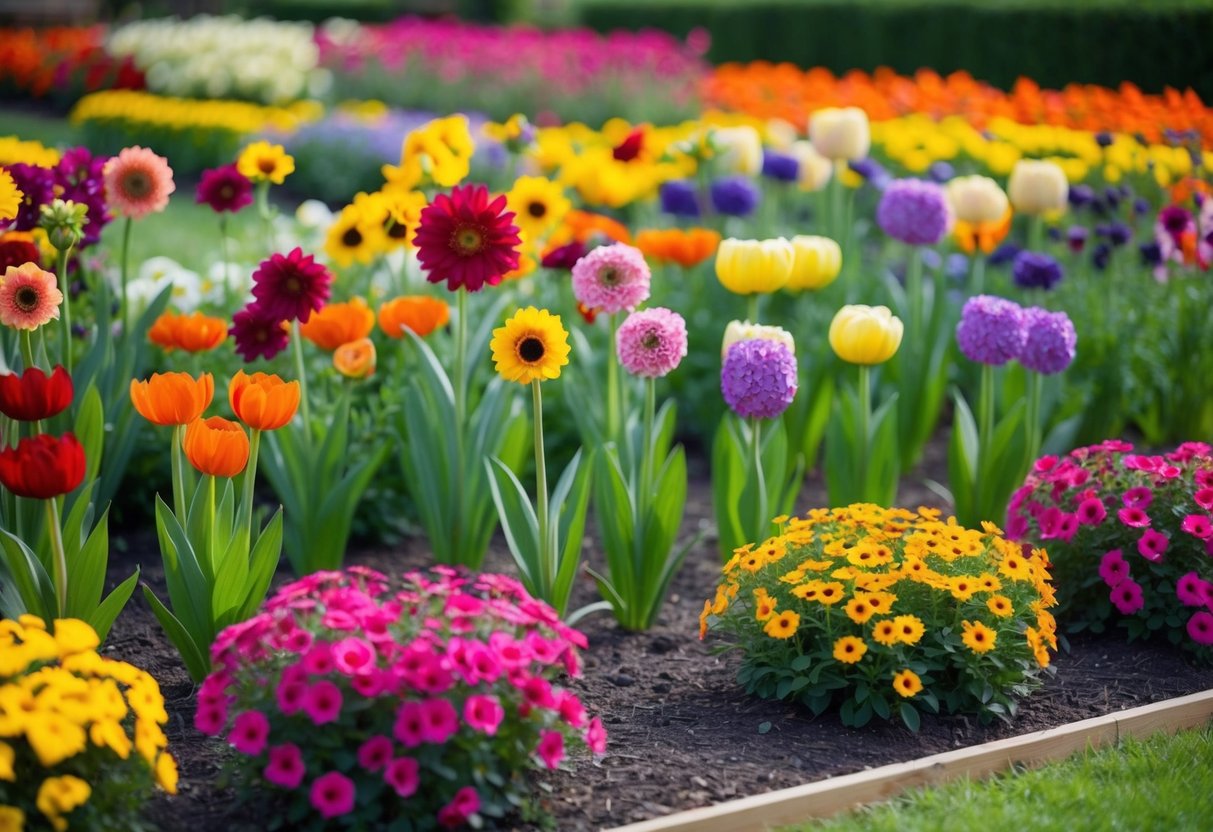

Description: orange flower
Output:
[561,210,632,245]
[184,416,249,478]
[333,338,376,379]
[130,372,214,426]
[147,311,228,353]
[377,296,450,339]
[635,228,721,268]
[228,371,300,431]
[299,297,375,351]
[953,207,1013,255]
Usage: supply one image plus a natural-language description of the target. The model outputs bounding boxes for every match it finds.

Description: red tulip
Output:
[612,127,645,162]
[0,433,86,499]
[0,365,73,422]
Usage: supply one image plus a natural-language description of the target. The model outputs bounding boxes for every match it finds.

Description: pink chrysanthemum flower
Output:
[571,243,651,314]
[414,183,521,292]
[104,146,176,219]
[0,262,63,330]
[616,307,688,378]
[251,247,333,324]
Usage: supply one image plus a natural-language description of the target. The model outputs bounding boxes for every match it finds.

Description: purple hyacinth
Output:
[956,295,1027,366]
[876,178,952,245]
[54,147,112,249]
[659,180,701,217]
[1018,307,1077,375]
[761,150,800,183]
[721,338,798,420]
[5,163,55,231]
[1012,251,1064,290]
[1065,226,1088,253]
[709,176,760,217]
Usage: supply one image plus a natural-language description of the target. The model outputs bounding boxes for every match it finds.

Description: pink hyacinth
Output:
[310,771,356,819]
[229,710,270,755]
[1137,528,1169,562]
[103,145,175,219]
[356,735,395,772]
[1098,549,1129,588]
[536,729,564,769]
[384,756,420,798]
[437,786,480,829]
[1110,579,1144,615]
[570,243,651,314]
[616,307,688,378]
[264,743,306,789]
[302,680,343,725]
[463,694,505,735]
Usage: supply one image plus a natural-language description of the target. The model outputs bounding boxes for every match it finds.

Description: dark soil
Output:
[99,445,1213,831]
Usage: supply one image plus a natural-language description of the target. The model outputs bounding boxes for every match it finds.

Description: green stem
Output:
[453,288,468,564]
[219,216,232,312]
[241,429,262,546]
[858,364,871,503]
[532,379,550,599]
[750,417,767,542]
[171,424,187,521]
[120,216,132,340]
[639,377,656,502]
[1028,214,1044,252]
[606,312,620,444]
[978,363,996,510]
[55,246,73,373]
[19,329,35,372]
[906,246,923,339]
[970,253,986,296]
[256,181,274,253]
[46,498,68,614]
[204,474,216,577]
[1025,371,1044,474]
[291,322,311,446]
[747,293,759,324]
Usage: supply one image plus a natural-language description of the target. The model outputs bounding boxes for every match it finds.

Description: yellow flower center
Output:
[452,224,484,255]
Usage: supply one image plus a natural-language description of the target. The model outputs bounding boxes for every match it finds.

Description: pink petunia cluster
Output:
[197,566,606,829]
[1007,440,1213,653]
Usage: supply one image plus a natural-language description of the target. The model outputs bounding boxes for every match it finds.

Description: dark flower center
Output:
[598,266,619,286]
[387,220,408,239]
[642,330,660,350]
[123,171,152,199]
[14,285,38,311]
[285,276,302,294]
[258,158,277,174]
[255,328,268,343]
[219,185,234,200]
[342,227,363,248]
[527,200,547,218]
[451,224,485,255]
[518,336,545,363]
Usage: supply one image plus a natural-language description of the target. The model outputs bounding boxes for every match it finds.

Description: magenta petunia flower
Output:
[310,771,356,819]
[1188,611,1213,645]
[1137,528,1169,562]
[1122,486,1154,509]
[1110,578,1144,615]
[463,694,505,735]
[103,145,175,219]
[1181,513,1213,540]
[535,728,564,769]
[876,178,952,245]
[394,701,425,748]
[355,735,394,772]
[414,183,521,292]
[419,697,459,744]
[956,295,1027,366]
[437,785,480,829]
[302,680,343,725]
[1196,487,1213,511]
[1098,549,1129,588]
[1076,496,1107,526]
[264,743,306,789]
[616,307,688,378]
[384,756,420,797]
[1117,506,1151,528]
[250,247,333,324]
[331,636,374,676]
[571,242,651,315]
[230,304,290,363]
[721,338,798,420]
[197,164,253,213]
[194,702,226,736]
[1177,572,1209,607]
[229,710,270,756]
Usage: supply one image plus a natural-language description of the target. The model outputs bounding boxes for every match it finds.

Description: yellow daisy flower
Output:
[325,203,382,268]
[872,619,899,646]
[892,668,922,698]
[507,176,571,241]
[237,140,295,184]
[987,595,1014,618]
[892,614,925,645]
[960,620,997,654]
[490,306,571,384]
[844,596,876,625]
[833,636,867,664]
[763,610,800,640]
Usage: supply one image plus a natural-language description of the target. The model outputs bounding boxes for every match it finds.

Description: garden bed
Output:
[102,454,1213,831]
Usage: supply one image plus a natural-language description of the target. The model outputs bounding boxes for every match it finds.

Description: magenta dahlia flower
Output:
[250,247,333,324]
[197,164,253,213]
[414,184,521,292]
[616,307,688,378]
[230,304,290,362]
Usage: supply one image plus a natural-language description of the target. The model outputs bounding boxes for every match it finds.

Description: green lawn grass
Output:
[1,107,79,148]
[787,724,1213,832]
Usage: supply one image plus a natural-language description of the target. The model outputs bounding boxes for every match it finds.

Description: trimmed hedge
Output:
[579,2,1213,97]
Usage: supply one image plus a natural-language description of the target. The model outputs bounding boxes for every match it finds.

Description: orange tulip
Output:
[953,207,1013,255]
[148,311,228,353]
[561,210,632,245]
[377,296,450,339]
[299,297,375,351]
[130,372,214,426]
[228,371,300,431]
[635,228,721,268]
[184,416,249,478]
[333,338,376,379]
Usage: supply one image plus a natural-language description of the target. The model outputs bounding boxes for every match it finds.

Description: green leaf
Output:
[72,385,105,496]
[236,508,283,622]
[551,449,592,616]
[900,702,921,732]
[0,528,56,620]
[593,445,636,616]
[65,504,111,619]
[711,418,747,560]
[90,569,139,642]
[142,584,209,682]
[153,494,214,649]
[485,456,540,591]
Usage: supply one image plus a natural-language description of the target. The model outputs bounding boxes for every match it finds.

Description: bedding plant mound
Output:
[701,505,1057,731]
[1007,440,1213,660]
[0,616,177,831]
[196,566,606,831]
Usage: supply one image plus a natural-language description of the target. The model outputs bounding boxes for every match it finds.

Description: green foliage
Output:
[712,414,802,561]
[948,364,1028,529]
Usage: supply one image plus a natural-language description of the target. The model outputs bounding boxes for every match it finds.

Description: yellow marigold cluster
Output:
[69,90,322,137]
[0,617,177,831]
[0,137,61,169]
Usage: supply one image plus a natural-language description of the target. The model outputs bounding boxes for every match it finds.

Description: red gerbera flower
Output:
[414,184,521,292]
[250,247,333,324]
[0,238,40,272]
[230,304,290,363]
[196,164,253,214]
[0,365,73,421]
[0,432,86,499]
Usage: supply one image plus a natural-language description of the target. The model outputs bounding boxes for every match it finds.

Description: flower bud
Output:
[37,199,88,252]
[828,305,904,365]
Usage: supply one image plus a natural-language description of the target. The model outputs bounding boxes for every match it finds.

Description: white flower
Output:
[721,320,796,358]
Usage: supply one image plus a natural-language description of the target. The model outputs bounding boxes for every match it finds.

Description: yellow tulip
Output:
[788,236,842,291]
[809,107,871,162]
[721,320,795,359]
[945,175,1009,225]
[1007,159,1068,216]
[829,305,904,365]
[715,238,794,295]
[788,140,833,192]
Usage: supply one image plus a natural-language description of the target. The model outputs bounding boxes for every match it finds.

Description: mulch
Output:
[99,444,1213,831]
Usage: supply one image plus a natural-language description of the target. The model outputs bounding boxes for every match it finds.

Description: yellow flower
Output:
[814,582,845,606]
[829,305,903,365]
[872,619,899,646]
[237,140,295,185]
[998,551,1034,582]
[490,307,571,384]
[945,175,1008,225]
[763,610,800,640]
[787,235,842,291]
[788,140,833,191]
[383,115,474,190]
[844,596,875,624]
[961,620,997,654]
[156,751,179,795]
[754,594,778,622]
[715,238,794,295]
[0,170,20,225]
[36,775,90,828]
[892,668,923,698]
[24,711,88,767]
[89,720,132,759]
[0,806,24,832]
[50,619,98,657]
[833,636,867,664]
[507,176,570,241]
[948,576,979,601]
[987,595,1014,618]
[892,614,925,645]
[0,741,12,781]
[325,203,382,268]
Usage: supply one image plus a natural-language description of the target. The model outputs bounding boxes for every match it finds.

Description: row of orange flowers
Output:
[0,26,142,98]
[705,64,1213,146]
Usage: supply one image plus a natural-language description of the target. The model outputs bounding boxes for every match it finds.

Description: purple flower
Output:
[988,243,1021,267]
[761,150,800,183]
[1092,242,1112,271]
[1103,221,1132,247]
[6,163,55,231]
[540,241,587,270]
[1095,132,1113,148]
[955,294,1027,366]
[927,161,955,183]
[230,304,290,363]
[721,338,797,420]
[659,180,701,217]
[1017,307,1076,375]
[876,178,951,246]
[848,157,890,190]
[54,148,111,248]
[709,176,760,217]
[616,307,687,378]
[1139,241,1163,266]
[1011,251,1064,290]
[1066,226,1088,253]
[1068,184,1095,208]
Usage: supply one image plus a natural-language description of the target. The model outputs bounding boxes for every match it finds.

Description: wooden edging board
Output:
[606,688,1213,832]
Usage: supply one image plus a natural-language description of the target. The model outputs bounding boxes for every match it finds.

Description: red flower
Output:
[250,247,333,324]
[612,127,645,162]
[0,433,86,499]
[0,238,40,272]
[230,304,290,363]
[0,365,73,421]
[540,241,587,271]
[196,164,253,214]
[414,184,521,292]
